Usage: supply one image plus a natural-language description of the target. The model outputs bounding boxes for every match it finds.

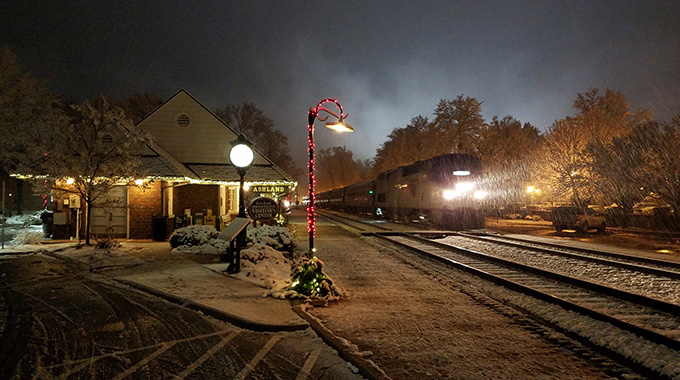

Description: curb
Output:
[293,304,392,380]
[0,249,35,256]
[114,278,309,333]
[2,243,75,257]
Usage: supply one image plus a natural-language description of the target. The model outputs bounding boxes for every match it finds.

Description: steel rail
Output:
[467,232,680,272]
[321,212,680,379]
[372,232,680,351]
[456,232,680,280]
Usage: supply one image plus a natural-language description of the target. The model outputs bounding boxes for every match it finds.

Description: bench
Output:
[217,217,250,273]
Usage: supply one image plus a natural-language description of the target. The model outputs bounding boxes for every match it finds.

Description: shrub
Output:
[95,235,121,249]
[169,225,219,248]
[10,229,44,246]
[247,225,297,253]
[7,211,42,226]
[290,256,342,300]
[94,226,121,249]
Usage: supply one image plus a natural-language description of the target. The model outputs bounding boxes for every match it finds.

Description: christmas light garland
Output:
[307,99,347,257]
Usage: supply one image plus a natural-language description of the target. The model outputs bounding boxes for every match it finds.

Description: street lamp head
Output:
[229,135,254,168]
[325,117,354,133]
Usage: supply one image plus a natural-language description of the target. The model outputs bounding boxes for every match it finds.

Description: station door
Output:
[90,186,128,238]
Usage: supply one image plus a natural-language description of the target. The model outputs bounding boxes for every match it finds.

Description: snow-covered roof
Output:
[136,89,295,186]
[187,164,292,183]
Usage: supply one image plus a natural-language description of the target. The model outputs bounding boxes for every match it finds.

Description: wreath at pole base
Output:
[290,256,343,302]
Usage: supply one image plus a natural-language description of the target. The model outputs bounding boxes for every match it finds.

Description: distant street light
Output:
[227,134,254,272]
[307,99,353,257]
[527,185,540,205]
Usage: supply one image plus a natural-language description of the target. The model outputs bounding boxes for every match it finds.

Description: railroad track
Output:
[321,211,680,379]
[462,232,680,273]
[444,232,680,306]
[318,210,431,233]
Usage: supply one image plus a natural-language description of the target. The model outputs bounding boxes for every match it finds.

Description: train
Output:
[317,153,488,229]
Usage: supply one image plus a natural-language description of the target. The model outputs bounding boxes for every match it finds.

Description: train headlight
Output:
[455,182,474,193]
[473,190,489,200]
[443,190,457,200]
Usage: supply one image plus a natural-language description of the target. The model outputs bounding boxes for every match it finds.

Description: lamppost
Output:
[527,185,540,204]
[228,134,254,272]
[307,99,353,257]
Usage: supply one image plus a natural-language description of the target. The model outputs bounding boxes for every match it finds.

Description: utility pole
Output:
[2,180,5,249]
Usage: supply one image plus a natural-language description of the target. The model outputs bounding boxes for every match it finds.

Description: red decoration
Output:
[307,99,347,257]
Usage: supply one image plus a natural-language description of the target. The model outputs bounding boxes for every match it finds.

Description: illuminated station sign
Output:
[250,185,290,196]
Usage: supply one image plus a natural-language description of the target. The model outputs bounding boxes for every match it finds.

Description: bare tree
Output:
[573,88,651,145]
[372,115,434,175]
[117,93,163,123]
[22,96,151,245]
[371,95,484,176]
[477,115,542,202]
[536,118,593,209]
[214,102,302,179]
[617,120,680,215]
[537,88,651,209]
[587,137,646,226]
[316,146,368,192]
[0,47,62,214]
[433,95,485,155]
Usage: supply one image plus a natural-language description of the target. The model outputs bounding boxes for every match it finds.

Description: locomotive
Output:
[317,153,488,229]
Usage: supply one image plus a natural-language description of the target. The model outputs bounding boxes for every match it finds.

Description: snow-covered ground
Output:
[6,211,679,378]
[168,224,298,295]
[0,211,46,248]
[0,224,44,249]
[302,217,680,379]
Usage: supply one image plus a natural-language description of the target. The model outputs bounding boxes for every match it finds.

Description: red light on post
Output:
[306,99,352,258]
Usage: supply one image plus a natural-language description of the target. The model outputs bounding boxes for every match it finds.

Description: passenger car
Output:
[317,154,487,229]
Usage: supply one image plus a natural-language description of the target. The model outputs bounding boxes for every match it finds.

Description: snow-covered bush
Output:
[7,211,42,226]
[95,235,121,249]
[173,239,228,255]
[10,229,44,246]
[238,243,293,291]
[169,225,219,248]
[247,225,297,253]
[503,213,523,220]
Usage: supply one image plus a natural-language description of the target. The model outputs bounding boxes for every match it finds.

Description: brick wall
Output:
[129,181,163,239]
[174,184,220,219]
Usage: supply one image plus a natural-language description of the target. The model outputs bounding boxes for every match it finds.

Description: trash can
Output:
[151,215,167,241]
[40,211,53,238]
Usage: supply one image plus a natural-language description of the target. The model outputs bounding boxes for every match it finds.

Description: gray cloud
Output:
[2,0,678,167]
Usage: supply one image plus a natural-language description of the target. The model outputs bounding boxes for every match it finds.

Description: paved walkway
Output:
[115,261,308,331]
[1,239,309,332]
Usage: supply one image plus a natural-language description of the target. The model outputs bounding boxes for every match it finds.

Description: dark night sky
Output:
[2,1,679,167]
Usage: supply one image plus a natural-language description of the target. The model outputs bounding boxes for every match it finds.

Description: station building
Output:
[50,90,296,240]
